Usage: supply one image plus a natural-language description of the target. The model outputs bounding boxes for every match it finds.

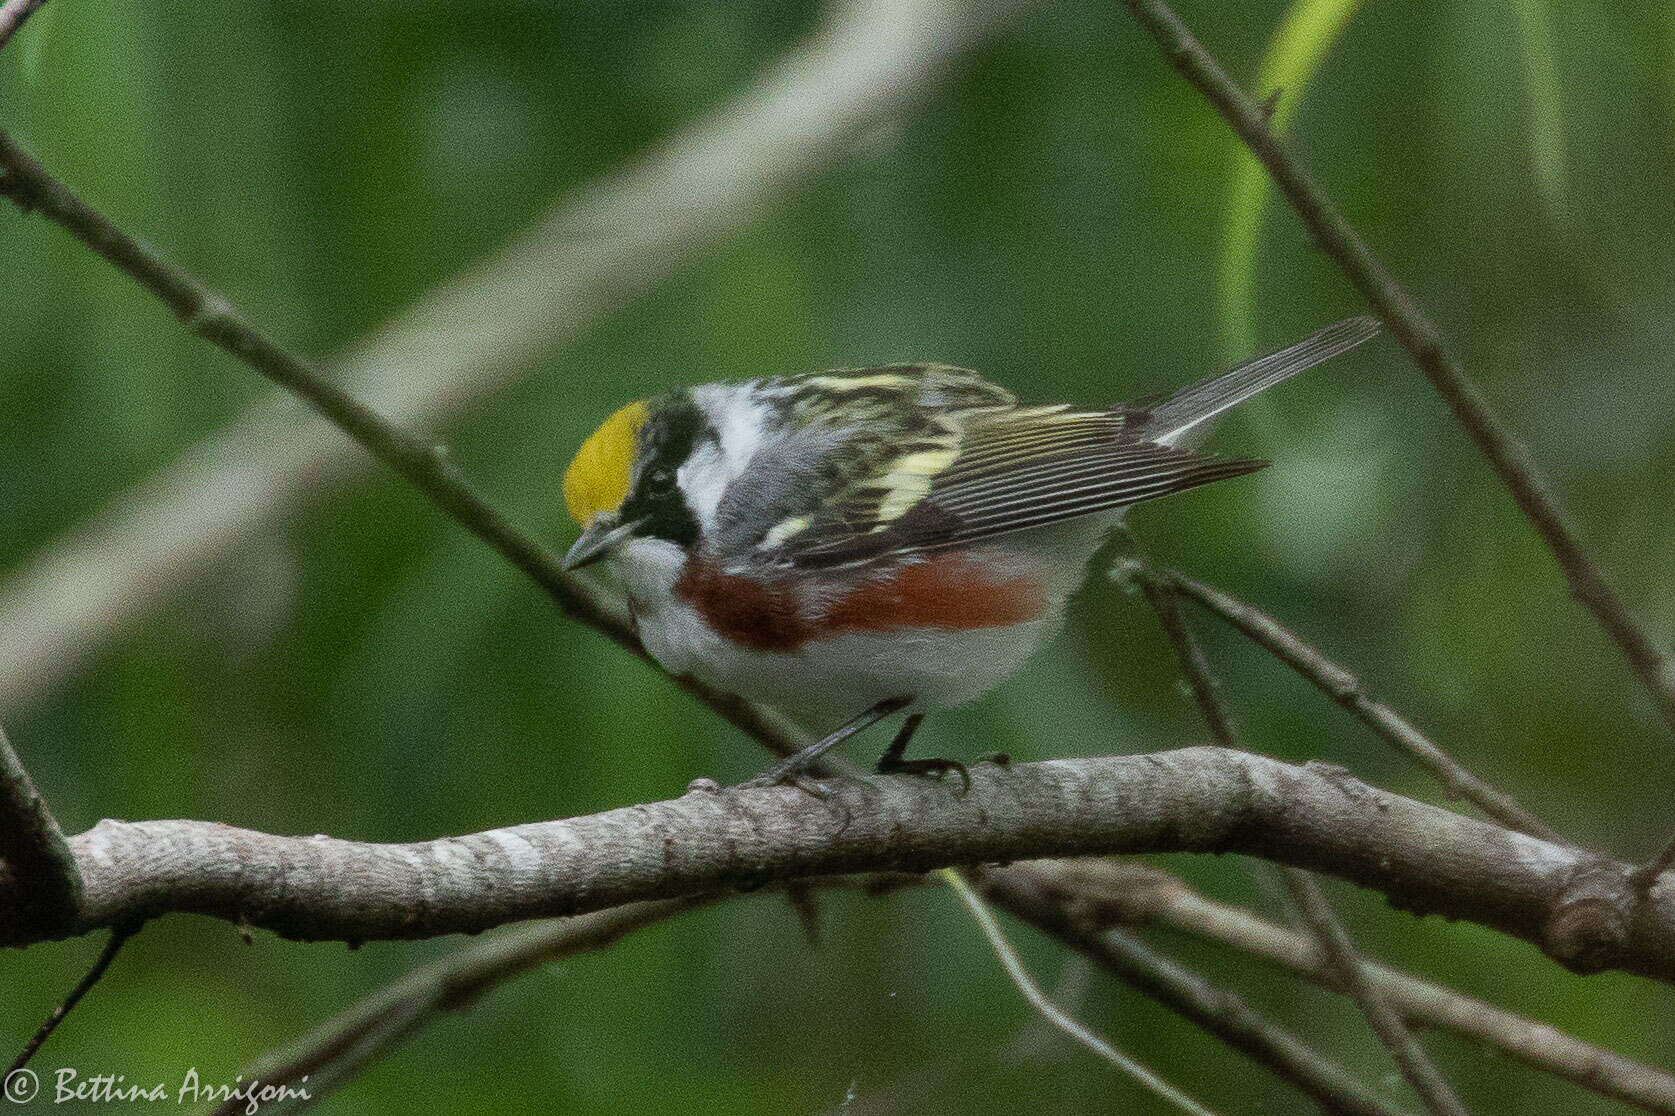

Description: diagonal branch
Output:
[942,868,1219,1115]
[0,127,641,660]
[0,128,813,765]
[980,866,1410,1116]
[208,894,723,1115]
[0,0,1025,712]
[1001,858,1675,1116]
[0,0,47,52]
[234,864,1400,1116]
[1119,0,1675,737]
[8,923,139,1075]
[1139,567,1476,1115]
[1282,870,1469,1116]
[0,724,81,938]
[1129,563,1241,751]
[1127,572,1413,1115]
[1160,568,1559,842]
[207,874,942,1115]
[4,748,1672,983]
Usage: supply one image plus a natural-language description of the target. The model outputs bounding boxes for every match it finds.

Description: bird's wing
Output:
[735,318,1375,569]
[761,404,1266,569]
[1141,315,1379,445]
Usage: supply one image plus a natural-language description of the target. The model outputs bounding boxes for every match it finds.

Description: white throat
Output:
[607,535,687,608]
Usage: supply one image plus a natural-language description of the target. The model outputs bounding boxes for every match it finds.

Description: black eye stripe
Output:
[621,393,704,548]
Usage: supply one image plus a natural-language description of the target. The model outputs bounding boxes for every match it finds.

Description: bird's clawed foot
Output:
[875,753,971,797]
[738,765,833,798]
[871,710,971,796]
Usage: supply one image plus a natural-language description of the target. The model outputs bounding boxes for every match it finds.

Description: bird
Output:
[560,316,1379,786]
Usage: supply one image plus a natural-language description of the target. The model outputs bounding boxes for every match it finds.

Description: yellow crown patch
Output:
[564,400,649,525]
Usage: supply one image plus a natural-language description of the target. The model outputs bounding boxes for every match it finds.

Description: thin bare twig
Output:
[1282,870,1469,1116]
[1127,572,1417,1115]
[1120,0,1675,737]
[1162,569,1561,842]
[209,896,719,1115]
[980,867,1409,1116]
[1091,581,1419,1116]
[1128,564,1241,750]
[0,0,1024,713]
[1093,927,1408,1116]
[0,0,47,52]
[0,130,632,655]
[942,868,1218,1116]
[8,922,139,1074]
[0,129,819,766]
[1001,859,1675,1115]
[0,725,81,937]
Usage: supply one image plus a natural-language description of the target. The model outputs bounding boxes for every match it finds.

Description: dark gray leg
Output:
[875,712,969,795]
[743,696,913,788]
[874,713,924,772]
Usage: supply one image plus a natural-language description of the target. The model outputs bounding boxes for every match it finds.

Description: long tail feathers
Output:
[1145,315,1379,445]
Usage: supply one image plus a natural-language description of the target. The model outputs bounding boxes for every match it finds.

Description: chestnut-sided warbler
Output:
[562,317,1377,783]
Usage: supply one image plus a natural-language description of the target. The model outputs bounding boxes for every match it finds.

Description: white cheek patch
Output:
[704,384,767,473]
[677,441,729,529]
[682,385,768,532]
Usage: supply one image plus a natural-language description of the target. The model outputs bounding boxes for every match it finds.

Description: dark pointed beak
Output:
[561,516,638,571]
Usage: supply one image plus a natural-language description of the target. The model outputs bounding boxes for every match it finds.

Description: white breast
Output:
[608,516,1115,732]
[636,587,1056,728]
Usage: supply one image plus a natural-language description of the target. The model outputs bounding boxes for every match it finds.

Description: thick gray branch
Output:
[3,749,1671,983]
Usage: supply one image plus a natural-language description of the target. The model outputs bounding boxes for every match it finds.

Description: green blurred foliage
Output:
[3,1,1675,1112]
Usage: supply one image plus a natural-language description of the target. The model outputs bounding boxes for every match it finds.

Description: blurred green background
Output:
[3,0,1673,1112]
